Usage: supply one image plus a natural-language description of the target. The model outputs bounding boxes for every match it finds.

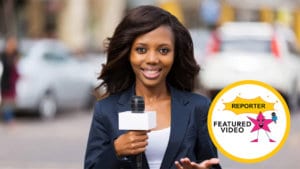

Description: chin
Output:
[136,73,167,88]
[141,79,164,88]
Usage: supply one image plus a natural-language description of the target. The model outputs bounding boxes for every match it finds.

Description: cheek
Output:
[130,52,140,67]
[163,55,174,69]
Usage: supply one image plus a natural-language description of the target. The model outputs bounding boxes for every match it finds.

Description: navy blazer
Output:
[84,85,221,169]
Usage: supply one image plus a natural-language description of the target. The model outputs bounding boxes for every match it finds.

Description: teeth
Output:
[145,69,158,73]
[142,69,160,78]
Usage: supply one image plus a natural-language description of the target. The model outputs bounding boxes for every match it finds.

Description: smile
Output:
[141,68,162,79]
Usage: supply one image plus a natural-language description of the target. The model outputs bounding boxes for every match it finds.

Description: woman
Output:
[84,5,221,169]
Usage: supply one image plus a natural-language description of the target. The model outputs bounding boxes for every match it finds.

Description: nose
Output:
[145,50,159,64]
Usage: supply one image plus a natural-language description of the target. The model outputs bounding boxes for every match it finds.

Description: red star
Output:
[248,112,273,132]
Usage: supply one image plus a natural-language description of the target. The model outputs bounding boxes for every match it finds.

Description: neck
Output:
[135,83,170,103]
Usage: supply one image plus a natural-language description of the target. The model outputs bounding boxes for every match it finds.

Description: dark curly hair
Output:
[97,5,200,98]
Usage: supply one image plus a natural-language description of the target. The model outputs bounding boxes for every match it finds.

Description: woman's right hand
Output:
[114,130,149,157]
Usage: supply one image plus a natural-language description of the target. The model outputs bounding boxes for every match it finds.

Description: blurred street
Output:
[0,109,299,169]
[0,110,92,169]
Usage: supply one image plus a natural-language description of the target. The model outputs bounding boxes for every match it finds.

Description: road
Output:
[0,109,299,169]
[0,111,91,169]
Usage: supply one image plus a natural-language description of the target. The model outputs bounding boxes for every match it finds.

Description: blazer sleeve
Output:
[195,98,222,169]
[84,102,124,169]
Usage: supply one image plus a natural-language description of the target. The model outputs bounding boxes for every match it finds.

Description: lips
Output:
[141,68,161,79]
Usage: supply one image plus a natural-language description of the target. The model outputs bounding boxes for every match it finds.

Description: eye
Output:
[159,48,170,55]
[136,47,147,54]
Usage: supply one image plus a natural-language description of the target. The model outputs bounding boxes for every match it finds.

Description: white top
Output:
[145,127,170,169]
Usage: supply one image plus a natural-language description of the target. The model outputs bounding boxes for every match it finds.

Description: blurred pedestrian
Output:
[0,36,20,125]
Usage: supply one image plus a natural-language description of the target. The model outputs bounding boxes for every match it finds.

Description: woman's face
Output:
[130,25,175,88]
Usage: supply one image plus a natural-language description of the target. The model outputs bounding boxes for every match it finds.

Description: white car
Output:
[0,61,2,104]
[16,39,103,119]
[200,22,300,111]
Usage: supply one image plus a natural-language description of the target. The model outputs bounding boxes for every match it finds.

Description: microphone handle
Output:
[136,153,142,169]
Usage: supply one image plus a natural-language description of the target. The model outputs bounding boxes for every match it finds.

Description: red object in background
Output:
[206,31,220,56]
[271,34,281,58]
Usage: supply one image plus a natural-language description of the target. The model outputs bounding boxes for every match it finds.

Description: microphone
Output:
[118,96,156,169]
[131,96,144,169]
[118,96,156,130]
[131,96,144,113]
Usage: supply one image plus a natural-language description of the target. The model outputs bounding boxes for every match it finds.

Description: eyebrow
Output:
[134,42,173,47]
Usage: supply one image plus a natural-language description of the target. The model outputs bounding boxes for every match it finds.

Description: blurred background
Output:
[0,0,300,169]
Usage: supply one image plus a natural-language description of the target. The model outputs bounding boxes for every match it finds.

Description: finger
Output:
[126,134,148,145]
[180,158,193,169]
[180,157,192,164]
[129,145,147,155]
[135,140,148,148]
[175,161,184,169]
[201,158,220,168]
[132,130,149,135]
[180,157,191,163]
[135,134,149,142]
[128,131,148,142]
[130,141,148,150]
[128,142,148,155]
[129,147,139,155]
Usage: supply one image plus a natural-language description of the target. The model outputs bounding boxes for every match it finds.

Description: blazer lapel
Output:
[160,87,191,169]
[117,87,133,112]
[116,86,135,137]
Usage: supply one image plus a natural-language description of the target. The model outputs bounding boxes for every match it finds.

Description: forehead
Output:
[133,26,174,45]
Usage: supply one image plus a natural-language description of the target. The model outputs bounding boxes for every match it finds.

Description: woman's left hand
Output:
[175,157,220,169]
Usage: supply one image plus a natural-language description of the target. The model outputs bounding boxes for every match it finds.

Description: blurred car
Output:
[189,28,212,65]
[0,61,2,104]
[200,22,300,110]
[77,52,107,99]
[16,39,101,119]
[189,28,212,92]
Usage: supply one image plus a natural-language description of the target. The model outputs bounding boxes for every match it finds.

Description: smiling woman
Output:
[84,5,221,169]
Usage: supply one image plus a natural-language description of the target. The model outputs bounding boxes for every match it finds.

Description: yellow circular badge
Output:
[208,80,290,163]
